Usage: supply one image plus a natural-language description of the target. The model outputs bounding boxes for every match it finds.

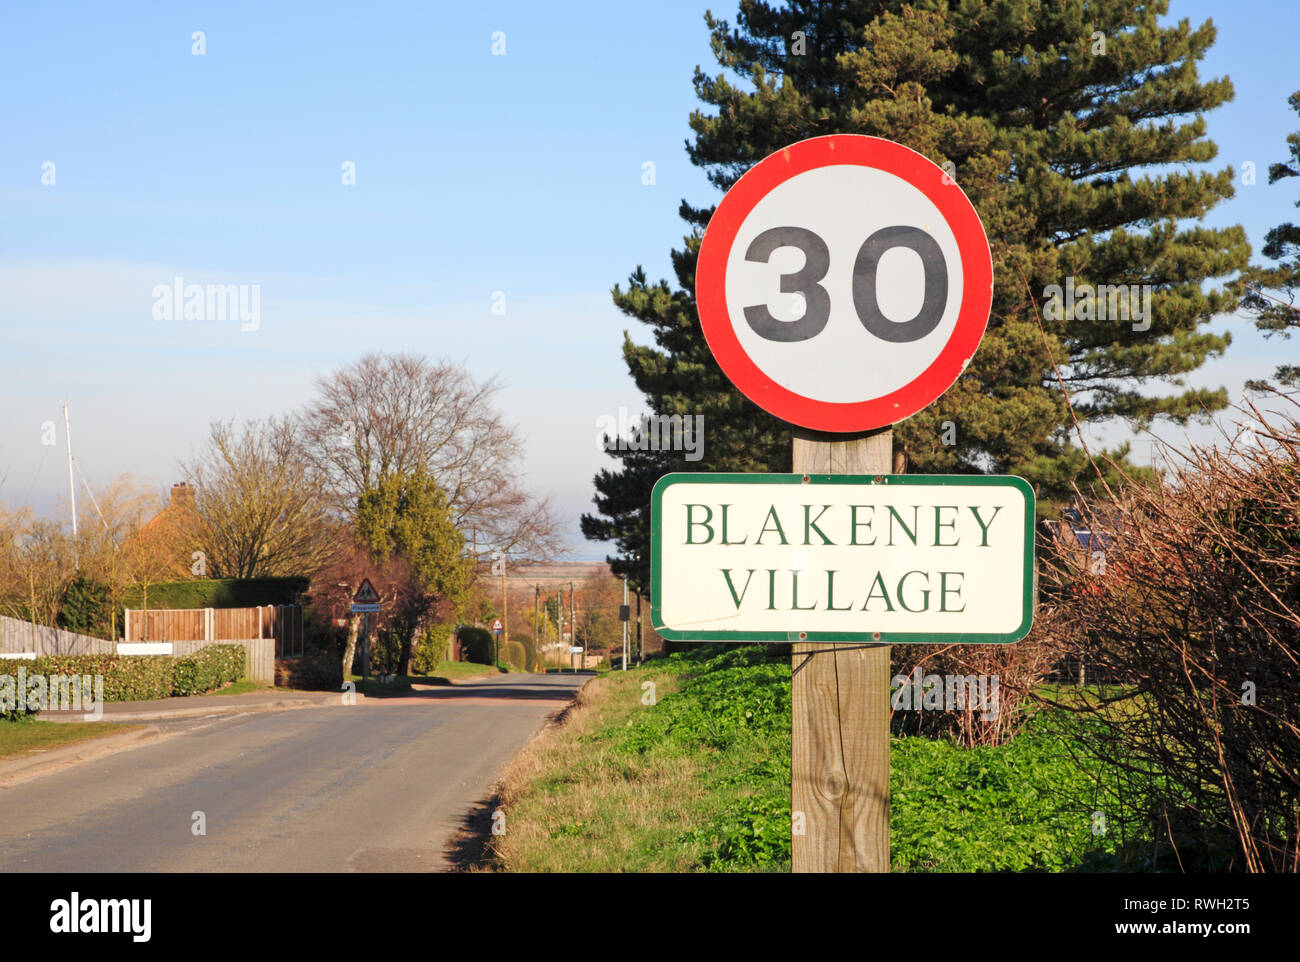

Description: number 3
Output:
[741,225,948,343]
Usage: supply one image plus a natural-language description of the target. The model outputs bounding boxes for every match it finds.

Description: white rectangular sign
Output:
[116,642,174,655]
[651,474,1034,644]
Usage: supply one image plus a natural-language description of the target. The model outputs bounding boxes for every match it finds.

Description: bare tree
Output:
[298,352,561,558]
[179,418,341,579]
[0,510,72,627]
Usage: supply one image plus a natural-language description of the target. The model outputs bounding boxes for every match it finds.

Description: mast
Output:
[63,403,78,569]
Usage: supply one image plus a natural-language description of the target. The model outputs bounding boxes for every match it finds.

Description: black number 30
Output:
[742,225,948,343]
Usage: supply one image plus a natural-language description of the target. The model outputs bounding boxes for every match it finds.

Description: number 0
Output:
[852,226,948,343]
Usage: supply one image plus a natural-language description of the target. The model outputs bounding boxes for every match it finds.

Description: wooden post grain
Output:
[791,424,892,873]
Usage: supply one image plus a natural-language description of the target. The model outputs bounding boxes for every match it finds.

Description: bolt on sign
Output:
[652,473,1034,643]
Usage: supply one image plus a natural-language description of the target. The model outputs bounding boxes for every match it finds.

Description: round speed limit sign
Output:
[695,135,993,432]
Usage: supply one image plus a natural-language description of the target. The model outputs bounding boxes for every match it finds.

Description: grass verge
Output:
[199,678,270,696]
[0,720,142,761]
[478,645,1144,873]
[484,646,790,872]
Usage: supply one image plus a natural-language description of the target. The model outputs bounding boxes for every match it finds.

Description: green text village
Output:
[680,501,1008,614]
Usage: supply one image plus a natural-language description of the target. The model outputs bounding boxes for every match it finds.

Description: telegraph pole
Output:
[534,584,540,674]
[500,549,508,645]
[621,576,628,671]
[570,582,577,670]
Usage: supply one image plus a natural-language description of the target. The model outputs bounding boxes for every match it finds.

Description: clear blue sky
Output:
[1,0,1297,557]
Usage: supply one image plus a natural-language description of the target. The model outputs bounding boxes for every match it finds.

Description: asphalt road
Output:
[0,672,589,872]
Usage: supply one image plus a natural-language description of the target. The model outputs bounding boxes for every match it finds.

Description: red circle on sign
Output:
[695,135,993,432]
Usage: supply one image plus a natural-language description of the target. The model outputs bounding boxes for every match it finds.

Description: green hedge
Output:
[413,624,457,675]
[10,645,248,705]
[122,576,308,611]
[29,654,175,702]
[171,644,245,696]
[459,626,495,665]
[502,640,528,670]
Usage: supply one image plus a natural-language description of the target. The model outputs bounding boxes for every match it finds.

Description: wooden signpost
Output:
[658,134,1018,872]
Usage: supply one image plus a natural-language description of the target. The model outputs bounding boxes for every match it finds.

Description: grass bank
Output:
[485,646,790,872]
[481,646,1141,872]
[0,720,142,760]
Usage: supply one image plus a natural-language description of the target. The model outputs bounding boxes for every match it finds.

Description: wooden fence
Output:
[0,616,114,656]
[123,605,303,657]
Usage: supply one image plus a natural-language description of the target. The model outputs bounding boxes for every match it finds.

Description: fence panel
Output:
[0,616,115,655]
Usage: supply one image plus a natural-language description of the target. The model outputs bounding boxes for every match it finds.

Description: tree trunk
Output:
[341,613,361,683]
[398,626,417,677]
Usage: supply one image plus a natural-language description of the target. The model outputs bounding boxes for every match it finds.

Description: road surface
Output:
[0,672,588,872]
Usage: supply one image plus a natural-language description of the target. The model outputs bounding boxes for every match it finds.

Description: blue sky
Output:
[1,0,1297,558]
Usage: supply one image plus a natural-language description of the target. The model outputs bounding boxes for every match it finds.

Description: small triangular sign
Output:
[492,618,504,632]
[353,579,380,604]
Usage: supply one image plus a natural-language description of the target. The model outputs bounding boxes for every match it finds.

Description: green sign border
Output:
[650,473,1036,645]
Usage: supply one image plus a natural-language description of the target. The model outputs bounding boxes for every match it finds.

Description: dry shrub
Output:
[890,610,1061,748]
[1039,396,1300,871]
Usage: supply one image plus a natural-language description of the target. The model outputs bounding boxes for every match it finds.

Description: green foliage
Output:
[10,647,247,703]
[891,711,1138,872]
[613,646,792,870]
[412,624,456,674]
[29,654,175,702]
[502,640,528,670]
[584,0,1248,576]
[356,467,473,610]
[170,644,246,696]
[458,626,495,665]
[598,647,1151,872]
[59,576,111,635]
[121,577,308,612]
[277,648,344,690]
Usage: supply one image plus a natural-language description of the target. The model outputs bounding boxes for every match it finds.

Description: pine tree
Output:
[1237,91,1300,389]
[583,0,1249,585]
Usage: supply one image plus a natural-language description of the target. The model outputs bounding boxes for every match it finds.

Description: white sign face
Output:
[724,164,965,404]
[651,474,1034,644]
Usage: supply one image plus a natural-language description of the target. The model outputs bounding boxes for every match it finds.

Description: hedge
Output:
[4,644,249,706]
[121,576,308,612]
[171,644,245,696]
[28,654,174,702]
[459,626,495,665]
[502,640,528,670]
[413,624,457,675]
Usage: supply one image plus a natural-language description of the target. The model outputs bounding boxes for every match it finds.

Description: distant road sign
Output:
[350,603,380,613]
[651,473,1033,644]
[353,579,380,604]
[695,135,993,432]
[491,618,504,633]
[568,646,584,654]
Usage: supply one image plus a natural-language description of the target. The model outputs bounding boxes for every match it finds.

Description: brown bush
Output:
[1037,397,1300,871]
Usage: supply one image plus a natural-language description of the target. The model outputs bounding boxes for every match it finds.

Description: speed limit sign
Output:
[695,134,993,432]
